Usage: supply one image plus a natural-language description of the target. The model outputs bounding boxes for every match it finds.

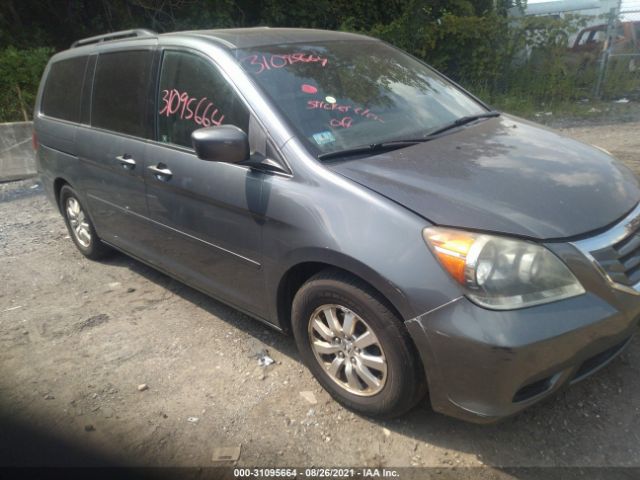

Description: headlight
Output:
[422,227,585,309]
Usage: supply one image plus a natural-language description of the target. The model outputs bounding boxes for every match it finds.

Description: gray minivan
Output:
[34,27,640,423]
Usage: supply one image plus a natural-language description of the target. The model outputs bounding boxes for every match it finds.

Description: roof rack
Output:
[71,29,156,48]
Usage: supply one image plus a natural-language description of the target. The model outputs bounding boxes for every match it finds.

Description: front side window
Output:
[235,41,487,157]
[41,56,88,122]
[157,51,249,148]
[92,50,154,138]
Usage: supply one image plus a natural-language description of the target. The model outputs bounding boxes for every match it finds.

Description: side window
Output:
[92,50,154,138]
[157,51,249,148]
[41,56,88,122]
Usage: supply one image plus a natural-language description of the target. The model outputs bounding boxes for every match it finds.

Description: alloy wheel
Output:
[66,197,92,248]
[308,304,387,396]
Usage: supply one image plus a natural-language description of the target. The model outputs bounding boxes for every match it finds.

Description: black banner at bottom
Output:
[0,467,638,480]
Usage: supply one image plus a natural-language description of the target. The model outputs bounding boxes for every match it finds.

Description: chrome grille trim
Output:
[571,202,640,295]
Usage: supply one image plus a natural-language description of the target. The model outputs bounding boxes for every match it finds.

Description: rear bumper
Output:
[406,292,639,424]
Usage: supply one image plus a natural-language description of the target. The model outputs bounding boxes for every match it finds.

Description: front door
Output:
[143,49,267,317]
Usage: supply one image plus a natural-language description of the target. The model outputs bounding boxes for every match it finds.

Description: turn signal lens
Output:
[423,230,476,284]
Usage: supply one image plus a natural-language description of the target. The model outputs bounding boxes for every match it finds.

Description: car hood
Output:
[328,115,640,240]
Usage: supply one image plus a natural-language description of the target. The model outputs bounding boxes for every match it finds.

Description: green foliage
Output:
[364,11,631,112]
[0,46,52,122]
[601,55,640,99]
[0,0,636,122]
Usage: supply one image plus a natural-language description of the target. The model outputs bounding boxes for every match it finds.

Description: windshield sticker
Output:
[159,89,225,127]
[306,100,385,123]
[301,84,318,94]
[312,131,336,145]
[242,53,329,74]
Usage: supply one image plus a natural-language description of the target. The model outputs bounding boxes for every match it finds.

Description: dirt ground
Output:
[1,121,640,473]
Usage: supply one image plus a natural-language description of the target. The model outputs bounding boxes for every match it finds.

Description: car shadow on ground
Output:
[100,251,301,361]
[100,251,640,471]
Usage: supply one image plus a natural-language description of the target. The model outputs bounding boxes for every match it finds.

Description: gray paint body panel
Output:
[329,115,640,240]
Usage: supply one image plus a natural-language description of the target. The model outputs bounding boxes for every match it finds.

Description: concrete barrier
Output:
[0,121,36,182]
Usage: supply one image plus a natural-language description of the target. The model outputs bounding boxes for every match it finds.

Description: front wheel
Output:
[292,269,426,418]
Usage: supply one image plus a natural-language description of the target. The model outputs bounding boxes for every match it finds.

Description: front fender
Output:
[259,142,463,327]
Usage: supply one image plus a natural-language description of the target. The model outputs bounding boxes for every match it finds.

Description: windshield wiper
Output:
[424,111,500,137]
[317,111,500,161]
[317,139,425,161]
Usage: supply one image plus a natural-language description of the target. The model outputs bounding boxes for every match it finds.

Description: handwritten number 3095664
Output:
[159,89,225,127]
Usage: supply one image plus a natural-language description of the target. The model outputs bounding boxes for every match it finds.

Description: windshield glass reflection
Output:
[235,40,487,157]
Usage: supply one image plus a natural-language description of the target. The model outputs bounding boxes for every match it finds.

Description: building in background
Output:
[510,0,639,46]
[510,0,619,43]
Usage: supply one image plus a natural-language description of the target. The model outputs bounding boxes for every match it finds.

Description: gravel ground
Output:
[1,122,640,473]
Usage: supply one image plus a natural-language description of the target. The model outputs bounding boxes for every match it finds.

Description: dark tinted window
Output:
[157,51,249,148]
[41,56,88,122]
[92,50,153,137]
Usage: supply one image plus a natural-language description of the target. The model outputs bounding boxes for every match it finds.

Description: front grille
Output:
[591,230,640,287]
[571,337,631,383]
[573,203,640,293]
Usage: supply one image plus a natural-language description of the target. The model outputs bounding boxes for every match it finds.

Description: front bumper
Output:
[406,290,639,423]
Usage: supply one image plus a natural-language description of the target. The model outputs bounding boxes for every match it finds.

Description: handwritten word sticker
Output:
[159,89,225,127]
[307,100,385,127]
[242,53,329,75]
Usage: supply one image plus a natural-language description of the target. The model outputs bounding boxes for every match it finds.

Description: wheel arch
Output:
[53,177,71,213]
[274,253,413,334]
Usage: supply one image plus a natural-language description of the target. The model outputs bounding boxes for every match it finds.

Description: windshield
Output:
[235,40,487,157]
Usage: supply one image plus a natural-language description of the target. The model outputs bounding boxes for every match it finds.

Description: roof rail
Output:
[71,29,157,48]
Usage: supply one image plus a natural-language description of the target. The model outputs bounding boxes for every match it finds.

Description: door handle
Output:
[116,155,136,169]
[148,164,173,181]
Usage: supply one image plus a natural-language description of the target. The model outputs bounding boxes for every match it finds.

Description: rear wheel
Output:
[59,185,111,260]
[292,269,426,418]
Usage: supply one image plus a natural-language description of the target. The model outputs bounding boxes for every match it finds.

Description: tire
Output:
[292,268,426,418]
[59,185,111,260]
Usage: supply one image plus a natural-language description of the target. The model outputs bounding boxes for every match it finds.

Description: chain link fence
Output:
[594,2,640,98]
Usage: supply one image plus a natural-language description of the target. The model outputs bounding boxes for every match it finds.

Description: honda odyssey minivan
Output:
[34,27,640,423]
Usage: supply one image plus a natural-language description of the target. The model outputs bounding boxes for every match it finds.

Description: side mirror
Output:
[191,125,249,163]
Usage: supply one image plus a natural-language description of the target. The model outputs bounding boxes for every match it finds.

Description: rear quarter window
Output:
[92,50,154,138]
[41,56,88,122]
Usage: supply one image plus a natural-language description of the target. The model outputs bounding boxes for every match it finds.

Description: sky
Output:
[526,0,639,6]
[524,0,640,13]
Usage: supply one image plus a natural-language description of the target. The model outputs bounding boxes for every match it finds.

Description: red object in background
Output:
[301,84,318,94]
[32,131,38,150]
